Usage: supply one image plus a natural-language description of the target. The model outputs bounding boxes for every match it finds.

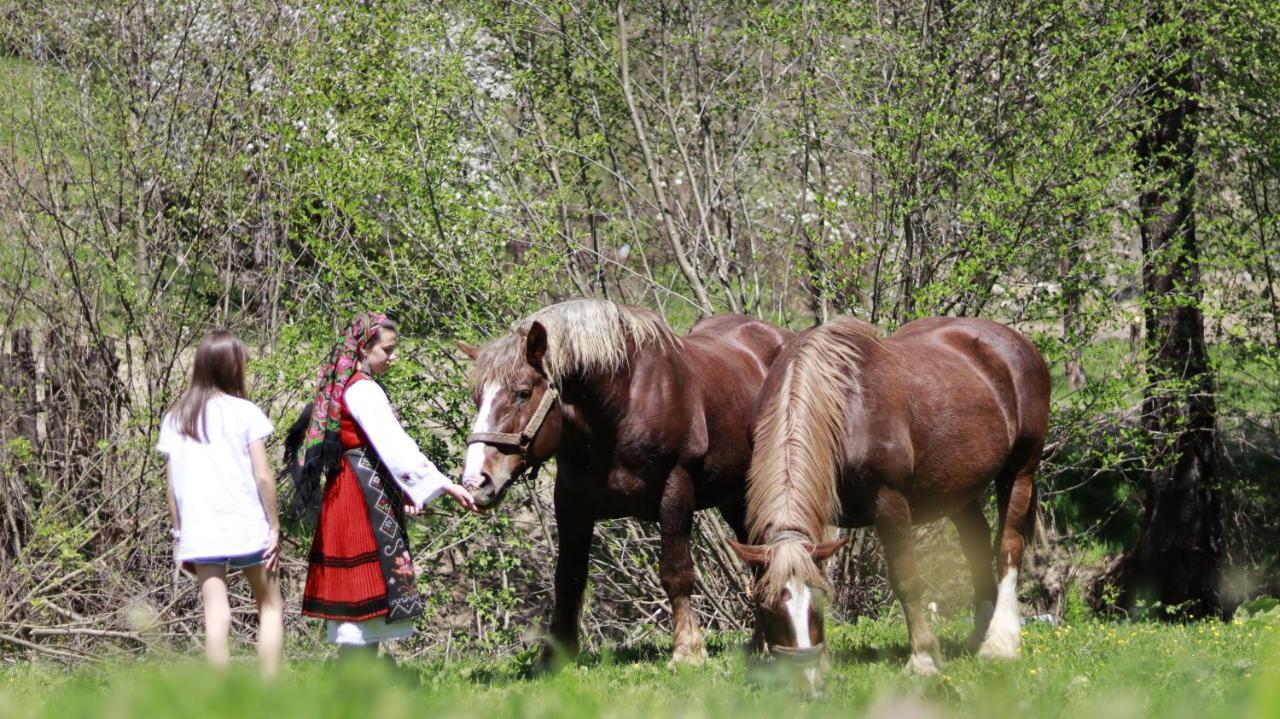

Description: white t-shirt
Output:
[157,394,275,561]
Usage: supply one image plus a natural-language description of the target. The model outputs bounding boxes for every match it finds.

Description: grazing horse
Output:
[729,316,1049,688]
[458,299,792,665]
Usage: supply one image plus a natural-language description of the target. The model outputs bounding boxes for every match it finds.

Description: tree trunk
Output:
[1061,249,1088,391]
[616,2,714,317]
[1106,12,1223,619]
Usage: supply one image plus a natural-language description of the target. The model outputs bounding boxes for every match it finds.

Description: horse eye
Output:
[514,389,532,401]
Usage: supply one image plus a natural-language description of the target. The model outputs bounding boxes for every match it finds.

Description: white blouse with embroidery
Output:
[345,378,452,508]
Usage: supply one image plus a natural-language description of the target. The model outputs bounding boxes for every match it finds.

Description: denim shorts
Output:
[185,548,268,572]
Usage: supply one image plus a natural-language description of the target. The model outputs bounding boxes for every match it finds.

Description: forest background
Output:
[0,0,1277,663]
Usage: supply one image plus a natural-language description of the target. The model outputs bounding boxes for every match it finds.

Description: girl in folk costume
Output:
[291,313,475,655]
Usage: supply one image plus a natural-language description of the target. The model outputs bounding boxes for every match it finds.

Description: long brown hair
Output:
[172,330,249,442]
[283,314,396,513]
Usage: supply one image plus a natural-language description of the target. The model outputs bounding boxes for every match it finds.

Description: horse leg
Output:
[541,485,595,668]
[950,499,997,651]
[978,449,1038,660]
[660,469,706,666]
[718,498,766,654]
[875,490,942,675]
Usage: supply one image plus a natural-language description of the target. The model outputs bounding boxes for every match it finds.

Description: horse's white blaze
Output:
[783,578,820,691]
[462,384,499,486]
[979,568,1021,660]
[784,578,813,649]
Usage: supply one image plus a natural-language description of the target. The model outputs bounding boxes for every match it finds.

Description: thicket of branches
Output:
[0,0,1277,662]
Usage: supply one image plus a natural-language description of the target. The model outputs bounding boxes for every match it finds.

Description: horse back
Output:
[641,315,793,503]
[687,313,794,372]
[851,318,1048,518]
[890,317,1049,442]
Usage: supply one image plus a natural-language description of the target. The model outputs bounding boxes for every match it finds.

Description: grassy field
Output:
[2,616,1277,719]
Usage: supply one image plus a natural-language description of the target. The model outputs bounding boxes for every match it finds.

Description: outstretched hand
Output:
[442,482,479,513]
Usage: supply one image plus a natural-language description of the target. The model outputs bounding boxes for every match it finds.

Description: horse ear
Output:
[455,340,480,360]
[807,538,848,562]
[727,539,770,567]
[526,321,549,375]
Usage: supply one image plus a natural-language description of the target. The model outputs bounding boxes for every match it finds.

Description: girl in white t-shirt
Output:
[157,329,284,679]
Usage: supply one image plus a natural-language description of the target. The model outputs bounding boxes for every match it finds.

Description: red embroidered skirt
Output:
[302,458,390,621]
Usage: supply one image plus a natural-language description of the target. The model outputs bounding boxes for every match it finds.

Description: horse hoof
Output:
[977,639,1020,661]
[977,621,1021,660]
[535,642,578,674]
[668,644,707,668]
[904,652,942,676]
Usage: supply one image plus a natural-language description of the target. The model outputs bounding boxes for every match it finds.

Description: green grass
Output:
[3,617,1278,719]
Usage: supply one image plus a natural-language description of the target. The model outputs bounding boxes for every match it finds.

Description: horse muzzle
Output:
[769,643,827,699]
[463,472,507,509]
[464,461,534,510]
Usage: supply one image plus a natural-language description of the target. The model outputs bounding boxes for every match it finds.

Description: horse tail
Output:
[746,318,875,544]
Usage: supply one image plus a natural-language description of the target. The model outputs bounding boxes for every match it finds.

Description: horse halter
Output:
[764,529,827,666]
[465,386,560,470]
[768,529,813,546]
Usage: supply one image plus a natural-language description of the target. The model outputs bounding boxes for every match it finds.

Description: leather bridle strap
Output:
[770,642,825,665]
[767,529,813,546]
[466,387,560,453]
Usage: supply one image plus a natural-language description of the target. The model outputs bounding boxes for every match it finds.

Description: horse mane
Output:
[747,317,880,602]
[754,540,835,604]
[473,299,678,387]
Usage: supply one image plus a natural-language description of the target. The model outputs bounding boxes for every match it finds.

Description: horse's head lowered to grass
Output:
[727,320,873,693]
[730,533,846,694]
[734,314,1050,685]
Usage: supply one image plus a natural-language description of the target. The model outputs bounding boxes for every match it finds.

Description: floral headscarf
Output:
[290,310,389,506]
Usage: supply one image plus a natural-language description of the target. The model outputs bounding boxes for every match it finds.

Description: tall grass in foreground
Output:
[1,619,1277,719]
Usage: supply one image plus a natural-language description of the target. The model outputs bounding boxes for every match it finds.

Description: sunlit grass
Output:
[3,617,1277,719]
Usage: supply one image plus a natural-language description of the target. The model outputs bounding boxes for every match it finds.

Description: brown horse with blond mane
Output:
[458,299,792,665]
[730,316,1049,690]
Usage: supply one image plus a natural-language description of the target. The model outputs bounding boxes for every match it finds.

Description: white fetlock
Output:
[668,642,707,667]
[978,570,1022,660]
[978,626,1021,660]
[905,651,941,676]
